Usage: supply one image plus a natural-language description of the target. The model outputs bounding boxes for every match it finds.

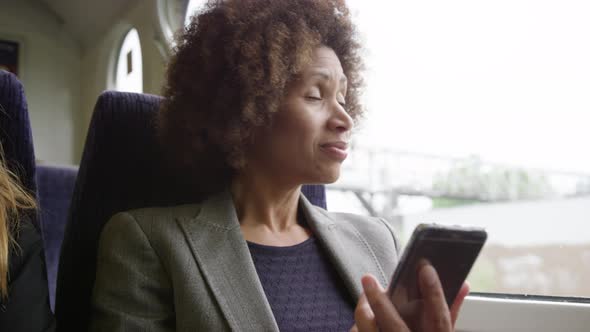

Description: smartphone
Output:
[388,223,487,316]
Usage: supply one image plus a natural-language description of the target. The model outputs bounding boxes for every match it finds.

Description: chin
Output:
[314,168,341,184]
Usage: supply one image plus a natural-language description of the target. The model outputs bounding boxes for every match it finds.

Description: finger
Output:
[349,324,359,332]
[418,264,453,331]
[362,274,409,332]
[354,292,378,332]
[450,282,470,327]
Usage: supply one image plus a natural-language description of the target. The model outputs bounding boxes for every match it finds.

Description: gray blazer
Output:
[90,191,400,332]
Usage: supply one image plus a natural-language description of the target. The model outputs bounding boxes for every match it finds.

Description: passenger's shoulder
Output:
[13,215,42,250]
[9,215,44,273]
[123,203,202,222]
[318,207,393,234]
[103,203,202,238]
[312,207,400,251]
[324,210,384,227]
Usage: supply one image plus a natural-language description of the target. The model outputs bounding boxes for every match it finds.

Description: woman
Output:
[91,0,468,331]
[0,148,54,331]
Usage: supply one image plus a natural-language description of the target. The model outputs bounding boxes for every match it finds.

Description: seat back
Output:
[0,70,39,229]
[55,91,327,331]
[36,164,78,312]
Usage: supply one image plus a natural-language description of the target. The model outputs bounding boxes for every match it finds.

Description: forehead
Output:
[301,47,346,80]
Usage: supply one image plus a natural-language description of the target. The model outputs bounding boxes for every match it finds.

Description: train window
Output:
[115,28,143,93]
[329,0,590,300]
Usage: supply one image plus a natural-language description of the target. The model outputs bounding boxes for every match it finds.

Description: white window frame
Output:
[457,295,590,332]
[157,0,185,43]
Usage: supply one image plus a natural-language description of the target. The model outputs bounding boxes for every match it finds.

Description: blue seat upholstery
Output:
[0,70,38,230]
[36,163,78,312]
[55,91,327,331]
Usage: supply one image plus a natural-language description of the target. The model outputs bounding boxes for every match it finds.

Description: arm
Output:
[90,212,174,332]
[0,220,55,332]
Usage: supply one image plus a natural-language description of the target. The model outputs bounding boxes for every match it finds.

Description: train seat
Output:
[35,163,78,311]
[55,90,327,330]
[0,70,39,229]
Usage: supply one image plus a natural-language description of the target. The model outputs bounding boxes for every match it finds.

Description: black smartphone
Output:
[388,223,487,316]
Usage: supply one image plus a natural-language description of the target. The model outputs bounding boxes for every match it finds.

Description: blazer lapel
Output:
[176,191,279,331]
[299,195,388,302]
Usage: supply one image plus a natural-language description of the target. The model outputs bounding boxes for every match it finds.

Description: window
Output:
[115,28,143,93]
[329,0,590,299]
[184,0,206,27]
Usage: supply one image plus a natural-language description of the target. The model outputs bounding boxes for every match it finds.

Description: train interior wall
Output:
[1,0,168,165]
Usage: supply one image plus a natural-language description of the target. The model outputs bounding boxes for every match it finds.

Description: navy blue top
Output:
[248,236,355,331]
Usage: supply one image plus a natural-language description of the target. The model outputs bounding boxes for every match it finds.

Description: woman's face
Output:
[246,46,353,186]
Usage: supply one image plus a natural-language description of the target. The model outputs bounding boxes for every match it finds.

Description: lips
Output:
[320,141,349,161]
[322,141,348,150]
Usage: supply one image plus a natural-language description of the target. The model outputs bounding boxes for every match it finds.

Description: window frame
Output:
[456,295,590,331]
[157,0,188,43]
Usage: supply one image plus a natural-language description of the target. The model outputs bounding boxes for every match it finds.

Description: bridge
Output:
[327,146,590,228]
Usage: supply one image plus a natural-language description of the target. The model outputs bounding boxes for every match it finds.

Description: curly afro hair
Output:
[159,0,363,189]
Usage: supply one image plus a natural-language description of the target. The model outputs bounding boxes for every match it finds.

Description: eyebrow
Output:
[310,71,348,85]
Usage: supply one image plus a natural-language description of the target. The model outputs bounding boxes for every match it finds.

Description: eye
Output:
[304,86,322,101]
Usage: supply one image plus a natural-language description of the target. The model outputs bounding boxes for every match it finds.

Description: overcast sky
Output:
[347,0,590,174]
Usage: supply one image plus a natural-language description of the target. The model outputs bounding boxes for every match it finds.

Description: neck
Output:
[231,168,312,246]
[231,170,301,231]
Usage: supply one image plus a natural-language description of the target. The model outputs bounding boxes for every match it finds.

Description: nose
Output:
[328,100,354,133]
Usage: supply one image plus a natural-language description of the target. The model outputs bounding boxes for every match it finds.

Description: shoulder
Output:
[119,203,202,223]
[9,215,43,273]
[2,215,54,331]
[98,204,203,258]
[102,204,202,237]
[306,206,401,286]
[312,206,401,252]
[14,214,41,246]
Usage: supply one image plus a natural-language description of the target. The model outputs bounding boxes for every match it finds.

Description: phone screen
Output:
[389,224,486,316]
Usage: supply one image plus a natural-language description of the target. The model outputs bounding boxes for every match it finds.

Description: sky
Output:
[346,0,590,174]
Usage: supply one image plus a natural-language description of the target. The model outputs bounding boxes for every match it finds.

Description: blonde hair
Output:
[0,146,36,299]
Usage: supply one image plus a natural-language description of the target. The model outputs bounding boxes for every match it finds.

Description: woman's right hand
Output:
[350,264,469,332]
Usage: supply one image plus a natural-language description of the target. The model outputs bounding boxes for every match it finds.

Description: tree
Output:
[432,156,555,202]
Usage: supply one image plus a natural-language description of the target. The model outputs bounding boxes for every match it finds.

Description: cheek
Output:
[284,121,320,157]
[272,126,314,156]
[271,101,326,155]
[282,110,323,139]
